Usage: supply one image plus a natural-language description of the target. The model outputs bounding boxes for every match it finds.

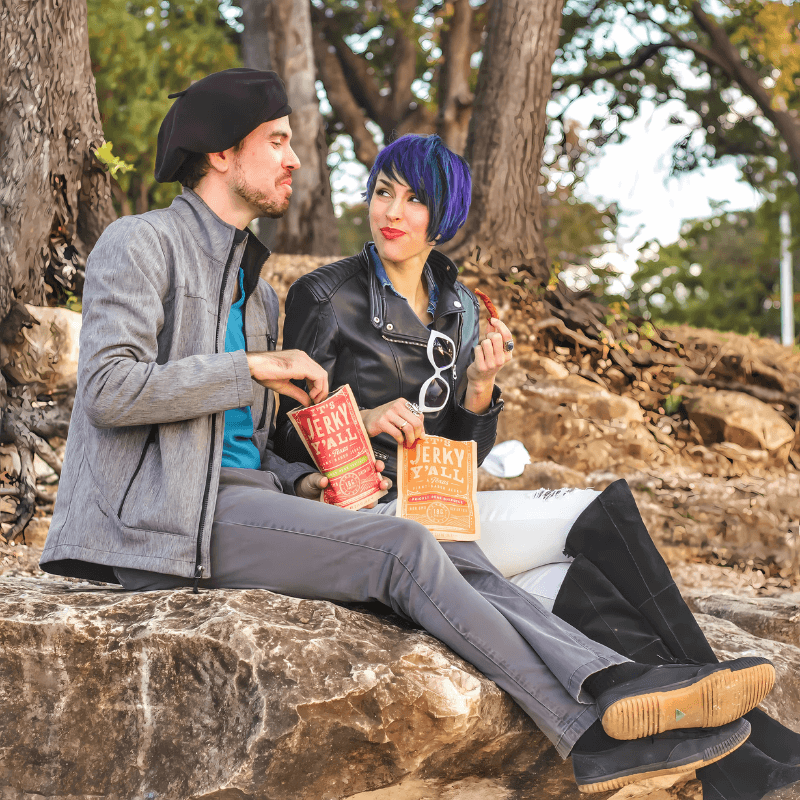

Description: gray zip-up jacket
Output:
[40,189,313,583]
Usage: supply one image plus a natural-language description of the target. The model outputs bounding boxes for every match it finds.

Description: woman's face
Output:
[369,172,434,270]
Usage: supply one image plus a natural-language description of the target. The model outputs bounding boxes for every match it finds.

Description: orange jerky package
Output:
[287,384,387,510]
[396,435,480,541]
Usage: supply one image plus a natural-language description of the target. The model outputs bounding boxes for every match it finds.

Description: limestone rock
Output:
[0,304,81,396]
[696,612,800,733]
[521,375,645,426]
[686,592,800,648]
[3,576,796,800]
[684,391,795,459]
[0,577,589,800]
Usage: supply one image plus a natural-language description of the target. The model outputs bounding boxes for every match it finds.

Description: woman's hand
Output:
[464,318,514,413]
[360,399,425,447]
[295,461,393,507]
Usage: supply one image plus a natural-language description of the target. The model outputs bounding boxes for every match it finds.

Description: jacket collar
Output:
[359,243,464,337]
[171,187,271,300]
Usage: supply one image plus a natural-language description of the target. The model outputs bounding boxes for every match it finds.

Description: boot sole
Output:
[601,661,774,740]
[577,720,750,793]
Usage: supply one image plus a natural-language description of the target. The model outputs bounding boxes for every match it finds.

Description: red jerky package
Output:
[287,384,387,510]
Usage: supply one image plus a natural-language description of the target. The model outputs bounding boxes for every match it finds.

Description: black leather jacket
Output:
[275,245,503,500]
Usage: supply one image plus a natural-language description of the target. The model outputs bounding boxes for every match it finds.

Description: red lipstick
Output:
[380,227,405,239]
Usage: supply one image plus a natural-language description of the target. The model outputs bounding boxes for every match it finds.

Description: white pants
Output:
[366,487,600,611]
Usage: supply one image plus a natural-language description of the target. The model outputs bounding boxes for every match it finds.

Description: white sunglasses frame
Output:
[418,330,457,412]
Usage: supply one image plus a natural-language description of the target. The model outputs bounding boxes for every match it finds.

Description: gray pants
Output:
[115,468,628,757]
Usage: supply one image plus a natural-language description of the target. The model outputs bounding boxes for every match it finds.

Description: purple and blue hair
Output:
[365,134,471,243]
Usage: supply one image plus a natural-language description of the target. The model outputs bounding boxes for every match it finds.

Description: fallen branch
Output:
[532,317,601,350]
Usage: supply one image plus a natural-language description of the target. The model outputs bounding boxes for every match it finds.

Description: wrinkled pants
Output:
[115,468,628,756]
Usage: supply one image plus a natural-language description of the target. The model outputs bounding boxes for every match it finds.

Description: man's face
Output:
[230,117,300,218]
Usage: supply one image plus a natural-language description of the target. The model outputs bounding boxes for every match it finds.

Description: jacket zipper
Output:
[117,426,156,519]
[193,244,238,592]
[256,333,276,431]
[381,326,462,394]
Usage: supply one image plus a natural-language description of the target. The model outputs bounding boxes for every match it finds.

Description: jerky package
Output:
[396,435,480,541]
[287,384,387,510]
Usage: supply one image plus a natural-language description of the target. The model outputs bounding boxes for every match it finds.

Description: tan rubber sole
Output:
[601,663,775,740]
[577,730,749,793]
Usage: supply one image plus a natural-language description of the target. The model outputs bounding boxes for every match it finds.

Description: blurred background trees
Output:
[4,0,800,332]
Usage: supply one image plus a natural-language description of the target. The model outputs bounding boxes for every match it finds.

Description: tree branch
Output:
[312,29,379,167]
[688,1,800,179]
[388,0,419,127]
[553,42,669,94]
[311,5,390,126]
[436,0,475,152]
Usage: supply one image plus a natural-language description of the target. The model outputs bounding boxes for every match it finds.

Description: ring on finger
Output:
[398,420,408,429]
[504,340,514,352]
[404,401,421,416]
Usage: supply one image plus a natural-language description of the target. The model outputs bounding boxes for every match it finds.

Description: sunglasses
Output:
[418,331,456,412]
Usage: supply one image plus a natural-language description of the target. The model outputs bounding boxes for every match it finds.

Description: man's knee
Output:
[369,514,441,561]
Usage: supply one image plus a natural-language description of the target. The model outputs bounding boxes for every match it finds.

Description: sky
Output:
[569,98,763,270]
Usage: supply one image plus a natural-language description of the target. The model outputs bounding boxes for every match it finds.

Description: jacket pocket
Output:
[118,426,157,520]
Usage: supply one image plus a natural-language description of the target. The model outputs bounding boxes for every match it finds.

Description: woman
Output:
[276,133,799,799]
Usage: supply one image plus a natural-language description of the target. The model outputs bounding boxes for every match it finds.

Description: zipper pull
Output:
[192,564,205,594]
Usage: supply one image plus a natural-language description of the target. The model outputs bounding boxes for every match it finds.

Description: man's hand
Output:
[295,472,329,500]
[360,399,425,447]
[294,461,393,506]
[246,350,328,407]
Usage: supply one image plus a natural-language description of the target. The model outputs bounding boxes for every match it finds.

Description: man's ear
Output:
[207,149,233,174]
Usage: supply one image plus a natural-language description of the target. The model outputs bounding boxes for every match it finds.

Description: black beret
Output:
[154,68,292,183]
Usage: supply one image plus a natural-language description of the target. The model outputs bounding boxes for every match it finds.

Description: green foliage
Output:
[554,0,800,194]
[93,141,135,178]
[623,200,800,337]
[88,0,241,213]
[313,0,489,144]
[663,394,682,415]
[336,203,372,255]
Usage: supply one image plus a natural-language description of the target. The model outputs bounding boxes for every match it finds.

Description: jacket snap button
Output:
[373,316,380,324]
[386,323,394,331]
[454,300,462,308]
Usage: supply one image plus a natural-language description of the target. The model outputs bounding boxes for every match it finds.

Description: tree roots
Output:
[0,399,69,543]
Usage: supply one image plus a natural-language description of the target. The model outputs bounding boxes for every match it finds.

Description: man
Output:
[40,69,770,793]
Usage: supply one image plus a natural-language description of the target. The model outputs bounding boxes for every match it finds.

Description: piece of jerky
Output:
[474,288,499,320]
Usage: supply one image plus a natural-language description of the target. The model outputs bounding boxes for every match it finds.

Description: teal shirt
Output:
[221,270,261,469]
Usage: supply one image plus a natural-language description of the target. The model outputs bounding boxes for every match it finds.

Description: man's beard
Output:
[232,163,290,219]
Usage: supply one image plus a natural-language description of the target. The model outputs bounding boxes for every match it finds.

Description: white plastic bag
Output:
[480,439,531,478]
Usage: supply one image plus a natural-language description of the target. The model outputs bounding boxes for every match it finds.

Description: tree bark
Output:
[452,0,565,277]
[240,0,339,256]
[0,0,115,320]
[436,0,478,154]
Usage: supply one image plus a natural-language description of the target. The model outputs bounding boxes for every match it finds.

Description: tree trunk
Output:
[240,0,340,256]
[436,0,478,155]
[450,0,564,278]
[0,0,115,322]
[0,0,115,541]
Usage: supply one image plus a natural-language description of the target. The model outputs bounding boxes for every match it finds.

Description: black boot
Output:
[552,553,676,665]
[698,741,800,800]
[563,478,716,664]
[555,479,800,798]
